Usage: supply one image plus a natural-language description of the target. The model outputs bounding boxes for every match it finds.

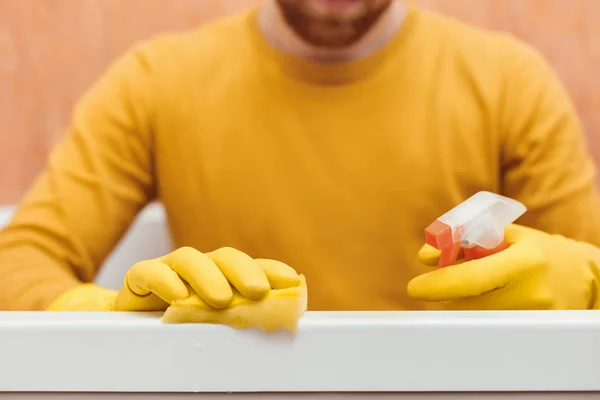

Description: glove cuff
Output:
[46,283,118,311]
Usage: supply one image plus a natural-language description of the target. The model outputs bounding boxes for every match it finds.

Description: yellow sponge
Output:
[162,275,308,332]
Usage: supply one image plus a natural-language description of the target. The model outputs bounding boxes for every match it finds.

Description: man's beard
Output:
[275,0,393,49]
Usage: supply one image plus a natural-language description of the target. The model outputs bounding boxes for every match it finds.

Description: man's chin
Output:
[308,0,366,20]
[276,0,393,49]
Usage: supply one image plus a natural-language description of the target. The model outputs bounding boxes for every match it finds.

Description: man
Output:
[2,0,600,320]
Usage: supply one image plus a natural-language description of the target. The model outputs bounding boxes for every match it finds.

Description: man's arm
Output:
[0,43,157,310]
[499,35,600,246]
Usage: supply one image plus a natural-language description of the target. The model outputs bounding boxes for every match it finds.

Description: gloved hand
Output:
[407,224,600,310]
[48,246,307,331]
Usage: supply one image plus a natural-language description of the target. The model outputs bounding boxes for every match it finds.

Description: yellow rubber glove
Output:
[48,246,307,331]
[407,224,600,310]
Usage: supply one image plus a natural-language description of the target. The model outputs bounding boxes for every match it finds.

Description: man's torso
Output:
[145,4,513,310]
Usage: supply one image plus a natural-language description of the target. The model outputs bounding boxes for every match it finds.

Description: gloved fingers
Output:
[407,240,545,302]
[113,288,170,311]
[254,258,301,289]
[164,247,233,309]
[207,247,271,300]
[126,259,189,303]
[417,244,441,266]
[443,286,553,310]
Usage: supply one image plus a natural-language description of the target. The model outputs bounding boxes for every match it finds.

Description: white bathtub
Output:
[1,204,600,398]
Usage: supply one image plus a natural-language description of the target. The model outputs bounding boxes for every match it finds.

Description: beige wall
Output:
[1,0,599,203]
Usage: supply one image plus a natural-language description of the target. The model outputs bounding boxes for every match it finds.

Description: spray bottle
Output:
[424,191,527,268]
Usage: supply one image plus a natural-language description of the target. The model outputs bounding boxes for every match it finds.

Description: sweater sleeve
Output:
[0,43,157,310]
[499,35,600,247]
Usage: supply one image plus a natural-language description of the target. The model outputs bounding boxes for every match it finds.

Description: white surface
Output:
[1,311,600,393]
[0,203,172,291]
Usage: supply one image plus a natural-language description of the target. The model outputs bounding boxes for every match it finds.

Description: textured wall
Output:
[1,0,599,202]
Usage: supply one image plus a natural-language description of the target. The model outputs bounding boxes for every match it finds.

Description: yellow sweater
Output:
[2,3,600,311]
